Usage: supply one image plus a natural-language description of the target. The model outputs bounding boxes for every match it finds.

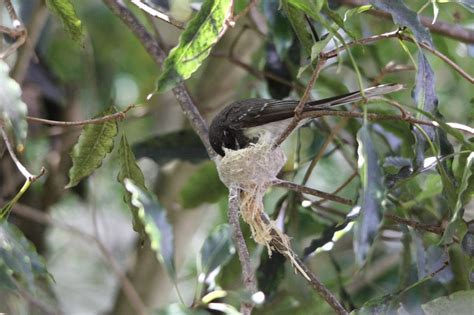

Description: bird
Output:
[209,83,404,156]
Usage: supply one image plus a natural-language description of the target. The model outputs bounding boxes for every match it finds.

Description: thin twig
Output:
[130,0,185,29]
[0,0,27,59]
[273,58,328,148]
[302,117,349,185]
[232,0,259,23]
[274,180,354,206]
[312,171,358,207]
[102,0,216,158]
[0,123,45,181]
[336,0,474,44]
[384,213,444,235]
[322,30,473,84]
[10,202,148,315]
[228,186,257,315]
[26,104,137,126]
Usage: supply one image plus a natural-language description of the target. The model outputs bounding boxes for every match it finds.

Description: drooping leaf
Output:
[66,107,118,188]
[281,0,314,56]
[0,221,52,293]
[422,290,474,314]
[414,52,437,139]
[117,135,146,237]
[155,0,232,92]
[46,0,83,42]
[354,124,385,265]
[180,161,227,209]
[0,60,28,147]
[369,0,433,47]
[124,179,176,280]
[198,224,235,283]
[133,130,208,164]
[440,152,474,244]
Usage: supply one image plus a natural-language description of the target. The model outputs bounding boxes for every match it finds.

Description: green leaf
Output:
[0,221,52,292]
[422,290,474,314]
[441,152,474,244]
[257,252,285,298]
[117,135,146,237]
[46,0,83,42]
[281,0,314,56]
[124,179,176,280]
[155,0,232,92]
[198,224,235,282]
[66,108,118,188]
[133,130,208,164]
[354,125,385,265]
[0,60,28,147]
[180,161,227,209]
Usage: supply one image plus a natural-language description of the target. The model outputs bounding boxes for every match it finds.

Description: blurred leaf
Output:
[46,0,83,42]
[414,52,437,136]
[66,108,118,188]
[262,2,294,56]
[117,135,146,237]
[422,290,474,314]
[354,125,384,265]
[0,221,52,293]
[281,0,314,56]
[323,3,357,40]
[455,142,474,205]
[343,4,372,20]
[124,179,176,280]
[257,252,285,299]
[461,222,474,257]
[180,161,227,209]
[264,43,293,99]
[457,0,474,12]
[133,130,208,164]
[0,60,28,147]
[198,224,235,282]
[155,304,209,315]
[369,0,433,46]
[441,152,474,244]
[355,294,397,314]
[155,0,232,92]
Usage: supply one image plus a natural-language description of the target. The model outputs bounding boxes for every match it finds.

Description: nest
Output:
[216,141,291,256]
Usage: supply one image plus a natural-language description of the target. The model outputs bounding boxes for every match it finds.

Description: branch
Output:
[336,0,474,44]
[274,180,354,206]
[384,213,444,235]
[26,104,137,126]
[228,187,257,315]
[0,123,45,182]
[102,0,216,158]
[273,58,327,148]
[130,0,185,29]
[0,0,27,59]
[322,30,474,83]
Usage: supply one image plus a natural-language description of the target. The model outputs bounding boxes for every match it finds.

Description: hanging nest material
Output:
[216,141,291,256]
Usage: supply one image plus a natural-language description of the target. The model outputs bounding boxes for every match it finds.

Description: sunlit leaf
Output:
[198,224,235,282]
[155,0,232,92]
[46,0,83,42]
[66,108,118,188]
[124,179,176,280]
[133,130,208,164]
[354,125,385,265]
[369,0,433,46]
[0,60,28,147]
[422,290,474,314]
[117,135,146,237]
[0,221,52,293]
[180,161,227,209]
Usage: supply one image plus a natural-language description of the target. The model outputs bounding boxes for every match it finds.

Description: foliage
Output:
[1,0,473,314]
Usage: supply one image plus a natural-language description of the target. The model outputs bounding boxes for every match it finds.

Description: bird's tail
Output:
[306,83,404,108]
